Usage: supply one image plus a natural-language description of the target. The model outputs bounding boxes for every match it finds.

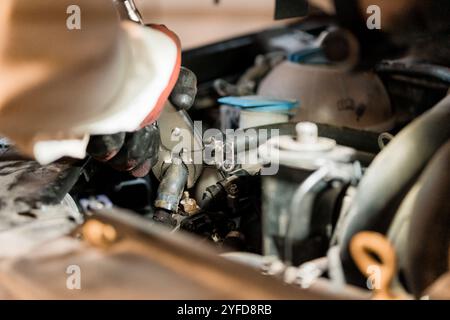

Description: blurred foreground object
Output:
[0,207,356,299]
[274,0,309,20]
[0,0,181,165]
[425,271,450,300]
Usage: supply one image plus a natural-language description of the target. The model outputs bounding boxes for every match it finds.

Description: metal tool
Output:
[113,0,144,24]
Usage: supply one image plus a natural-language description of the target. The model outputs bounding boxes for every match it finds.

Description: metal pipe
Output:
[284,166,330,265]
[154,162,188,213]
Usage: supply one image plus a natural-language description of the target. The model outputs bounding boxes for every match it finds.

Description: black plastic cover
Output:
[274,0,309,20]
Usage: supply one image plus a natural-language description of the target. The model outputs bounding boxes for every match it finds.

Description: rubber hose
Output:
[340,94,450,286]
[376,62,450,85]
[405,141,450,298]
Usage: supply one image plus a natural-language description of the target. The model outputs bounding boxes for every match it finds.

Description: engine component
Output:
[320,28,360,70]
[214,52,286,97]
[153,161,189,225]
[339,94,450,286]
[218,96,297,129]
[258,122,358,265]
[403,141,450,298]
[169,67,198,111]
[152,103,203,189]
[258,61,395,132]
[180,191,200,216]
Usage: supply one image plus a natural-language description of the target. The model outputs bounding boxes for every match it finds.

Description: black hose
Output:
[376,61,450,85]
[339,94,450,286]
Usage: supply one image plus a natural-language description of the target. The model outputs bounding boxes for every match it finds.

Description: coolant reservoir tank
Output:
[258,61,394,132]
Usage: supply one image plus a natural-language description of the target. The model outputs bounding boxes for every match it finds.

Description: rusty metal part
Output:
[154,162,188,213]
[180,192,200,216]
[153,209,176,227]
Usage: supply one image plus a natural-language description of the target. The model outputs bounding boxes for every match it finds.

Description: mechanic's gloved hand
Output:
[87,67,197,177]
[169,67,197,111]
[87,122,160,178]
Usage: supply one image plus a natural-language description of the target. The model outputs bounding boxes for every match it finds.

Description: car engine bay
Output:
[0,0,448,300]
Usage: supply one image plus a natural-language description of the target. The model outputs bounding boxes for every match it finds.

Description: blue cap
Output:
[218,96,299,113]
